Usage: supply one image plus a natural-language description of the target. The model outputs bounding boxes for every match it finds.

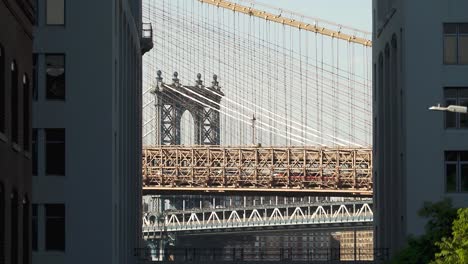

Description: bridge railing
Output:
[149,198,373,215]
[143,202,373,233]
[135,247,389,262]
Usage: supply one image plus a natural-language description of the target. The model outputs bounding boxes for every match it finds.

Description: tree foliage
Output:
[391,198,457,264]
[431,208,468,264]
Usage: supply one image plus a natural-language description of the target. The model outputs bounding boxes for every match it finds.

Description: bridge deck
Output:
[143,146,373,196]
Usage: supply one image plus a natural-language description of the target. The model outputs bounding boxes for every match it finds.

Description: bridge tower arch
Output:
[180,109,195,145]
[153,71,224,145]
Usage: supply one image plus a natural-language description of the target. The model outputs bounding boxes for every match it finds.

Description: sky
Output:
[253,0,372,32]
[142,0,373,146]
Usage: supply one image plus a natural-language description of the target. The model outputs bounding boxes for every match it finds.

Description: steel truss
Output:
[142,201,373,235]
[142,146,372,196]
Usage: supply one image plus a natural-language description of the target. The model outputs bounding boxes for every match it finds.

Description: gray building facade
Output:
[0,0,34,263]
[32,0,150,263]
[373,0,468,257]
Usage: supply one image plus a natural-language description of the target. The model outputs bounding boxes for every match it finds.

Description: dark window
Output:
[32,204,37,251]
[446,163,457,192]
[45,204,65,251]
[32,129,38,175]
[23,75,30,151]
[33,0,38,25]
[0,46,4,134]
[444,88,468,129]
[45,129,65,175]
[444,23,468,64]
[23,197,29,264]
[373,64,376,102]
[11,191,18,264]
[445,151,468,192]
[11,61,18,144]
[46,55,65,100]
[32,54,38,100]
[0,185,4,264]
[46,0,65,25]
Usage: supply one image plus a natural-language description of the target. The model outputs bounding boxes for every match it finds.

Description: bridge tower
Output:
[152,71,224,145]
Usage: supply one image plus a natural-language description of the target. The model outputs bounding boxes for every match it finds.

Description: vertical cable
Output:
[282,25,288,146]
[289,26,293,144]
[299,28,304,145]
[267,21,272,146]
[320,33,324,145]
[315,31,319,145]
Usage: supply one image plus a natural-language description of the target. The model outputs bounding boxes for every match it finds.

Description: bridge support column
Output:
[146,240,158,261]
[159,239,165,261]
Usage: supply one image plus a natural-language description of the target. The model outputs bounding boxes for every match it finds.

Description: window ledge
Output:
[44,250,66,253]
[0,132,7,143]
[33,250,66,255]
[12,143,22,153]
[444,128,468,132]
[45,24,66,27]
[45,99,66,102]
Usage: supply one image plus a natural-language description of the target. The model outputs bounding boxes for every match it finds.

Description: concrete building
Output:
[373,0,468,257]
[0,0,34,263]
[32,0,152,263]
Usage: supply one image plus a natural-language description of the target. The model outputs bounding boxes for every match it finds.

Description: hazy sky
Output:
[143,0,373,146]
[254,0,372,32]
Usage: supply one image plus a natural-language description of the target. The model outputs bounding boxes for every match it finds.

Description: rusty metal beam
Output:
[142,146,373,196]
[198,0,372,47]
[143,186,372,197]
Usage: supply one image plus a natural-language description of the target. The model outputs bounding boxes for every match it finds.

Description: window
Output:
[444,88,468,129]
[46,54,65,100]
[445,151,468,192]
[11,191,18,264]
[33,0,38,25]
[32,129,37,175]
[32,54,37,100]
[444,23,468,64]
[0,46,4,134]
[23,75,30,151]
[32,204,38,251]
[46,0,65,25]
[23,197,29,264]
[0,184,4,264]
[45,129,65,175]
[11,61,18,144]
[45,204,65,251]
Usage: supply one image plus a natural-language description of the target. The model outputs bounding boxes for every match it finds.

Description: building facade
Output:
[0,0,34,264]
[373,0,468,257]
[331,230,374,261]
[32,0,151,263]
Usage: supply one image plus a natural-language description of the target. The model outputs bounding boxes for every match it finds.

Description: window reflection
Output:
[46,55,65,100]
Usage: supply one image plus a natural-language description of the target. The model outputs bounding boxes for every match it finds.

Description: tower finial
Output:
[172,71,179,85]
[212,74,219,89]
[156,70,162,83]
[196,73,203,86]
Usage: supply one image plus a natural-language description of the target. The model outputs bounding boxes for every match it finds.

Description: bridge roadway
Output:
[142,199,373,236]
[142,146,373,196]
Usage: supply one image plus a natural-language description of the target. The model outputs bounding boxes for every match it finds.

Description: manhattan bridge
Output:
[140,0,377,262]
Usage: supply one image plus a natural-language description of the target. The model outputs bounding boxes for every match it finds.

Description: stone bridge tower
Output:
[152,71,224,145]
